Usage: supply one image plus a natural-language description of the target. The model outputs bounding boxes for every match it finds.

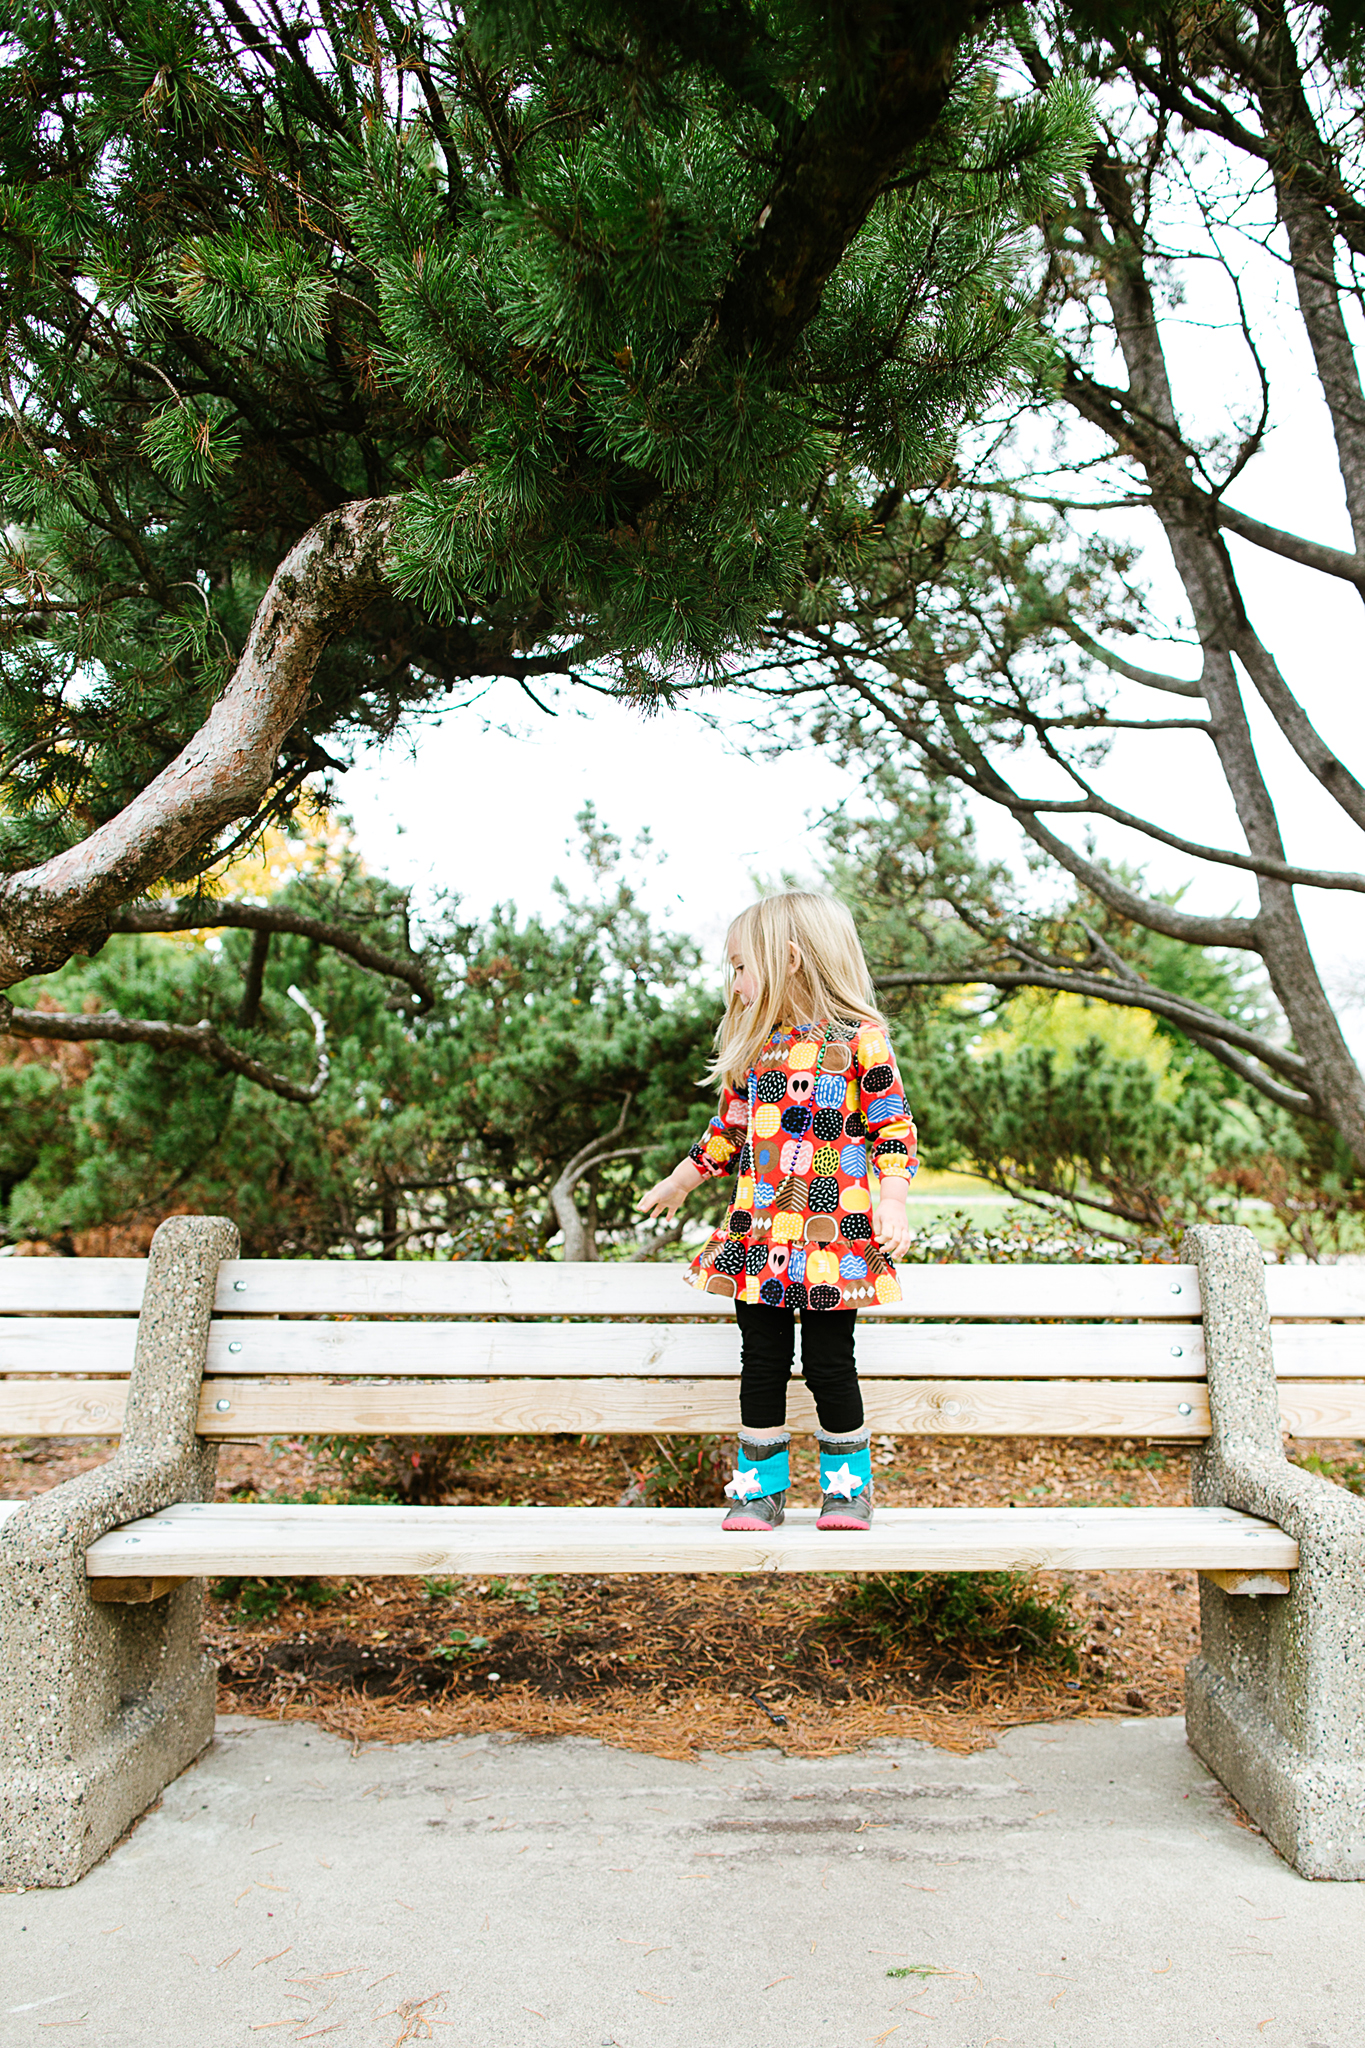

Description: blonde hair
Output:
[708,891,884,1089]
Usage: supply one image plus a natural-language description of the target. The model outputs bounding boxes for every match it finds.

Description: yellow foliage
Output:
[974,989,1179,1101]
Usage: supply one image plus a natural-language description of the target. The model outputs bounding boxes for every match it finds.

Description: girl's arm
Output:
[638,1081,747,1219]
[855,1024,917,1261]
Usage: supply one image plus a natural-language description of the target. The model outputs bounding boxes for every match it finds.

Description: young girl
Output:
[638,892,915,1532]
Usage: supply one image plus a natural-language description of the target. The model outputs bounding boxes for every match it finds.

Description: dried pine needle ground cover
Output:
[4,1431,1362,1761]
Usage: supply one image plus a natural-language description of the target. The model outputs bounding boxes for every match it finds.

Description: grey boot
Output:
[815,1428,874,1529]
[722,1434,790,1531]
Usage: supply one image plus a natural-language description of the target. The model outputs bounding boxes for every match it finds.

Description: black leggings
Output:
[735,1303,863,1435]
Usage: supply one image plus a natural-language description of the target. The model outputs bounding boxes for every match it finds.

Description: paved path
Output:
[2,1715,1361,2046]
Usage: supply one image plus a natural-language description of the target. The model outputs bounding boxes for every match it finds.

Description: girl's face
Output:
[728,939,760,1009]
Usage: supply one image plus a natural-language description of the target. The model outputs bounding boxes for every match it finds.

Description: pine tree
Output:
[0,0,1095,1046]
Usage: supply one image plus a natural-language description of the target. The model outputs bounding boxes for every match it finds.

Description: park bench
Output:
[2,1214,1363,1886]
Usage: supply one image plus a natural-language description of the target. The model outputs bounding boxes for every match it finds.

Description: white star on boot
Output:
[820,1461,861,1499]
[724,1465,763,1501]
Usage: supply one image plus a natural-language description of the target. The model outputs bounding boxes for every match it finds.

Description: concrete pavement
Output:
[2,1714,1361,2047]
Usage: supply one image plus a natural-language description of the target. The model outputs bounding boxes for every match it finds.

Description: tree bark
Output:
[712,3,965,367]
[237,928,270,1029]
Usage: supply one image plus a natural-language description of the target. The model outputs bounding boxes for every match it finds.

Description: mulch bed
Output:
[4,1429,1361,1761]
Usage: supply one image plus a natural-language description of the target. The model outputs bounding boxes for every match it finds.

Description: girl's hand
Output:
[637,1173,691,1221]
[874,1186,912,1262]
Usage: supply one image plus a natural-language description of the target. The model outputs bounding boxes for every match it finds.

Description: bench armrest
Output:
[1,1214,239,1558]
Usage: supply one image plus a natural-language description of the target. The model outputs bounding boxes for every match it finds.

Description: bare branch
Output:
[113,896,436,1008]
[1174,1028,1317,1116]
[0,994,331,1103]
[874,960,1311,1085]
[1210,496,1365,583]
[1063,621,1205,697]
[977,777,1257,949]
[1019,720,1365,892]
[1232,634,1365,835]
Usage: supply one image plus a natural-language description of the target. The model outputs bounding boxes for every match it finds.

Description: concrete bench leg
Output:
[1182,1225,1365,1880]
[0,1215,238,1887]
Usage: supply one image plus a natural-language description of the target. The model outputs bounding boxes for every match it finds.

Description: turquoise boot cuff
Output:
[727,1434,790,1502]
[817,1431,872,1500]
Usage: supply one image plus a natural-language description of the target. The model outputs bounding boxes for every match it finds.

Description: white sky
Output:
[335,140,1365,1053]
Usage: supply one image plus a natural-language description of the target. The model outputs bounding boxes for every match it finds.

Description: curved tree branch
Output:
[1210,495,1365,583]
[0,493,403,987]
[0,985,331,1104]
[112,896,436,1009]
[549,1095,640,1261]
[1063,621,1205,697]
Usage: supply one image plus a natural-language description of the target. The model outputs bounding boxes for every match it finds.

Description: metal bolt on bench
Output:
[2,1216,1364,1884]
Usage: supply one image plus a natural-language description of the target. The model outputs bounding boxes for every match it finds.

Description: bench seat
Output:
[66,1499,1299,1580]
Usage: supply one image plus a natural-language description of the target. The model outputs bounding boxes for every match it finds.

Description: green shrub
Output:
[825,1570,1080,1674]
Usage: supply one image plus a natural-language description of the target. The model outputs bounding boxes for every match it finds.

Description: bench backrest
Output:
[2,1256,1363,1443]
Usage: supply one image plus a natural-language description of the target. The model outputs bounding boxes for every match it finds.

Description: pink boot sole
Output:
[722,1513,780,1531]
[815,1511,868,1529]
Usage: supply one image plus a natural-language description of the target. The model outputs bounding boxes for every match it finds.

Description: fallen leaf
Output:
[253,1950,292,1969]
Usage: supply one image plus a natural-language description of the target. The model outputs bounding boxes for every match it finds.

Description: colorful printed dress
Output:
[685,1018,917,1309]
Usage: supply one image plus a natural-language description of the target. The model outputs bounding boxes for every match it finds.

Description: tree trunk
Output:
[1070,155,1365,1167]
[237,929,270,1029]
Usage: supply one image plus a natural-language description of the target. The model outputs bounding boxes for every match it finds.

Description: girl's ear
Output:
[789,940,802,977]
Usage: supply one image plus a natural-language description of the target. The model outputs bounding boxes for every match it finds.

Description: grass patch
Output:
[210,1576,339,1623]
[825,1570,1081,1676]
[1292,1447,1365,1497]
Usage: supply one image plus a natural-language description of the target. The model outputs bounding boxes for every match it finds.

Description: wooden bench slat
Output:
[211,1259,1205,1318]
[0,1256,1360,1323]
[0,1259,146,1313]
[197,1321,1211,1378]
[1264,1269,1365,1318]
[5,1320,1357,1382]
[81,1500,1299,1576]
[0,1323,137,1371]
[0,1381,129,1433]
[5,1374,1361,1438]
[98,1497,1252,1523]
[195,1376,1220,1437]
